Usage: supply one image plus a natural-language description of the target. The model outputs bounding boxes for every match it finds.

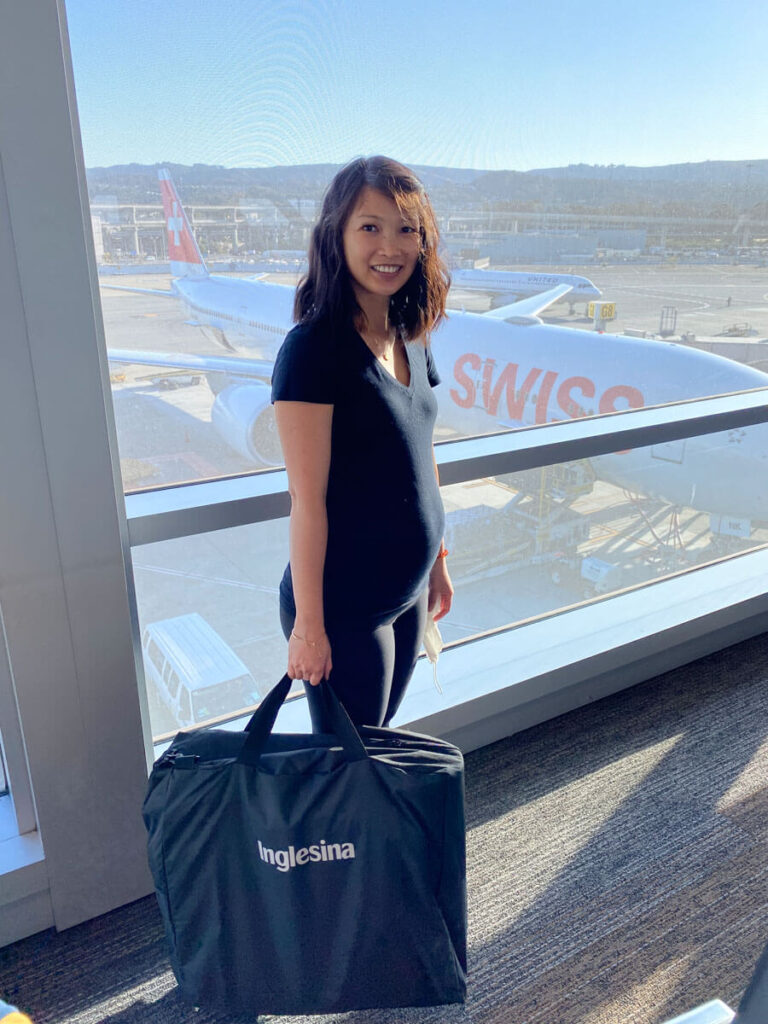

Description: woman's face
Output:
[341,187,420,306]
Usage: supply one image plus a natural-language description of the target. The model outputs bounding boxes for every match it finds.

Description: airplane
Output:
[449,268,601,313]
[104,170,768,526]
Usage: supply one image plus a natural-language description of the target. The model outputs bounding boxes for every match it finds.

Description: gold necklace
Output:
[366,328,397,360]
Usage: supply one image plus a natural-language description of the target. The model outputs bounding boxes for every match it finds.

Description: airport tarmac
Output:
[99,264,768,737]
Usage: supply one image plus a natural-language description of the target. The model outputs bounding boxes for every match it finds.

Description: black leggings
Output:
[279,590,428,731]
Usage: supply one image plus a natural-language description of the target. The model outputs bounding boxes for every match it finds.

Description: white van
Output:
[141,613,261,727]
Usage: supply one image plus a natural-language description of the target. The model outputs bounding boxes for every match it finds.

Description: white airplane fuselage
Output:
[173,275,294,354]
[439,312,768,520]
[168,274,768,522]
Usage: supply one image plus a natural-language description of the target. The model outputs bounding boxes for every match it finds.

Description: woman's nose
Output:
[377,229,404,253]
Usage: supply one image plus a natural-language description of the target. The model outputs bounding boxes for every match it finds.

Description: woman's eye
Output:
[361,224,377,232]
[402,225,417,233]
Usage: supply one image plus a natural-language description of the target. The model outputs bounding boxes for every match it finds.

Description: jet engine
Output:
[211,382,282,466]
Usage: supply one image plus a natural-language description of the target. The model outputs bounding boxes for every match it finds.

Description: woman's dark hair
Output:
[293,156,450,342]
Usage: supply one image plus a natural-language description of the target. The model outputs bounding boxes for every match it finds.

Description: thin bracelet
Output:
[436,546,449,559]
[291,629,326,647]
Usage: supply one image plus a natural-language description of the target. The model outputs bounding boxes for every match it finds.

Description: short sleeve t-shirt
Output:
[271,319,445,622]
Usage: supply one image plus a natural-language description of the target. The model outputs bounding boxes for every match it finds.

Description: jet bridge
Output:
[443,462,596,583]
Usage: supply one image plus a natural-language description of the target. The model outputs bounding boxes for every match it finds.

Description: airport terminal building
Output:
[1,4,768,1024]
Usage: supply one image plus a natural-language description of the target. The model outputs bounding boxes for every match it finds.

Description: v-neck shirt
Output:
[360,332,410,388]
[271,318,445,622]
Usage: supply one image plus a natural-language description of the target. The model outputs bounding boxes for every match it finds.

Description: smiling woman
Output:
[272,156,453,731]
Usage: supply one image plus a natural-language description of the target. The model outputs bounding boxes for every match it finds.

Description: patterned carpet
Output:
[2,634,768,1024]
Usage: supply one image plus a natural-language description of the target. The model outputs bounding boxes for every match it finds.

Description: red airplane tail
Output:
[158,169,208,278]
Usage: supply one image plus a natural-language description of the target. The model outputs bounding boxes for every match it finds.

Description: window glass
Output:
[440,423,768,640]
[134,420,768,737]
[64,1,768,492]
[135,519,295,741]
[192,678,255,723]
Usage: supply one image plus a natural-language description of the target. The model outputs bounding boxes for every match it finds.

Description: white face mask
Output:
[422,612,444,694]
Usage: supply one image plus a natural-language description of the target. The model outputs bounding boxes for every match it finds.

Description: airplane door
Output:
[651,439,686,463]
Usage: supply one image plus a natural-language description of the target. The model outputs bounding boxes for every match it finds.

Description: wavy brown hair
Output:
[293,156,450,342]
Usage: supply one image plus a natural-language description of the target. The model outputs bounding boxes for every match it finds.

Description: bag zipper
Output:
[155,750,199,770]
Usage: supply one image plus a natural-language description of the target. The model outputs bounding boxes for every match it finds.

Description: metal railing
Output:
[125,386,768,547]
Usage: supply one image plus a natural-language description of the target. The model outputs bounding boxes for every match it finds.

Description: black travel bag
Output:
[142,675,467,1015]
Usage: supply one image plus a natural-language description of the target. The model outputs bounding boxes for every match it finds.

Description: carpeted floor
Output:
[2,634,768,1024]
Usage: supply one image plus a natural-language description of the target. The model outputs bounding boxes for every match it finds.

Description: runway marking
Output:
[617,286,712,311]
[133,562,279,593]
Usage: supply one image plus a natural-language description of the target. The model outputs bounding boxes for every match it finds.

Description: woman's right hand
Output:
[287,629,333,687]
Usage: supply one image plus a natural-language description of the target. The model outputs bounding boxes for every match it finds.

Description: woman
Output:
[271,156,453,730]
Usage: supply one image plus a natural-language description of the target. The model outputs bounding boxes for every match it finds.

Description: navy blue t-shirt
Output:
[271,319,445,623]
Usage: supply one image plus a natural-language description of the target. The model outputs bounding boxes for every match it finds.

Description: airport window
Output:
[64,0,768,494]
[59,0,768,749]
[127,400,768,743]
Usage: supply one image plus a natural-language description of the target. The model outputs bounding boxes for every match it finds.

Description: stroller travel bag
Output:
[143,674,467,1015]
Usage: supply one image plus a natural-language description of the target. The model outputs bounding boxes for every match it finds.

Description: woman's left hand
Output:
[428,557,454,621]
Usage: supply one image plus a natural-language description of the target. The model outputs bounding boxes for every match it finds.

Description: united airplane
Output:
[450,268,601,312]
[105,171,768,525]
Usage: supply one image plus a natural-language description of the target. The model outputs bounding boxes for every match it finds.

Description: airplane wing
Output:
[481,284,574,324]
[100,283,176,297]
[107,348,274,379]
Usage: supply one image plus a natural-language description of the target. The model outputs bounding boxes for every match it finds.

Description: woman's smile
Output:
[372,264,402,273]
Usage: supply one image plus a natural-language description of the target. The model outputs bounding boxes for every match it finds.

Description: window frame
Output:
[0,605,36,836]
[125,386,768,545]
[0,0,152,941]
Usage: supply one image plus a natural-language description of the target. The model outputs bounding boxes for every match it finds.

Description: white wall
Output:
[0,0,152,934]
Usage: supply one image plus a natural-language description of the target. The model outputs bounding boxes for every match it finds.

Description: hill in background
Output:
[85,159,767,218]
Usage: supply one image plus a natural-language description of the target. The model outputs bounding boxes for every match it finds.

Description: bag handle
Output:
[237,675,369,765]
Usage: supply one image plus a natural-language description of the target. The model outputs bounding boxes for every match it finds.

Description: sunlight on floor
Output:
[469,732,683,939]
[717,736,768,814]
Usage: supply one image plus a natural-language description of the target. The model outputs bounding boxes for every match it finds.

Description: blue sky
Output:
[65,0,768,171]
